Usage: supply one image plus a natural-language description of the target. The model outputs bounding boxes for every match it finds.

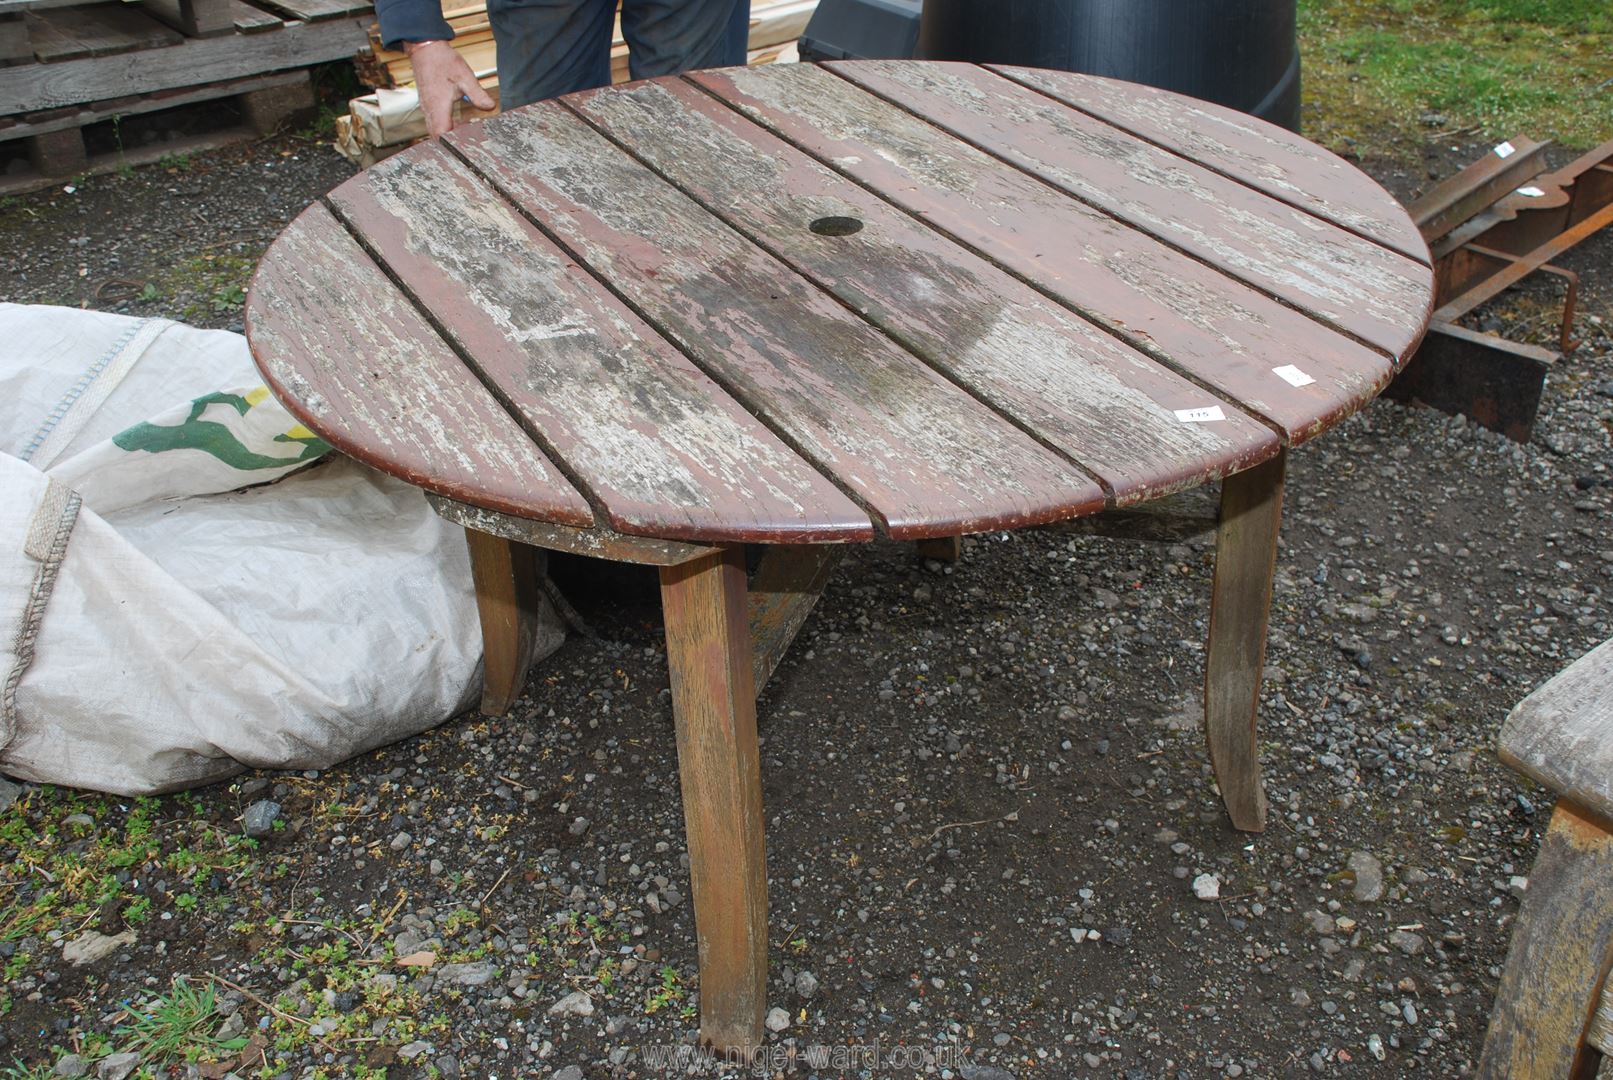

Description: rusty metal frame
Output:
[1389,136,1613,441]
[1434,199,1613,343]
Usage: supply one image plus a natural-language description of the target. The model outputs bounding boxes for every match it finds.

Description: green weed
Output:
[209,283,247,313]
[644,965,685,1015]
[113,976,247,1064]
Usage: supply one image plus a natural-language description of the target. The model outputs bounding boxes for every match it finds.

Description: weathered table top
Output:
[246,60,1434,544]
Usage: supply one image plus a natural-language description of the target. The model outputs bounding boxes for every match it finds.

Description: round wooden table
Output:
[246,60,1433,1052]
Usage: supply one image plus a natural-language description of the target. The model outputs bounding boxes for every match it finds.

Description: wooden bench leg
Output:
[465,527,544,718]
[660,545,767,1056]
[1479,800,1613,1079]
[1204,451,1285,833]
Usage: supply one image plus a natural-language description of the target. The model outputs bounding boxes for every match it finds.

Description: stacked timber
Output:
[334,0,811,166]
[0,0,375,193]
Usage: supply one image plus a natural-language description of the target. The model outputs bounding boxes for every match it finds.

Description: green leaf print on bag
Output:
[112,387,330,471]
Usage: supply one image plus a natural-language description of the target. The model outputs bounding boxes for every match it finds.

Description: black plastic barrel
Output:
[916,0,1301,131]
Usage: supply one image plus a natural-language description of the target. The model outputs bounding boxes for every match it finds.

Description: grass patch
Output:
[1300,0,1613,154]
[114,976,247,1065]
[149,252,257,321]
[0,787,260,1008]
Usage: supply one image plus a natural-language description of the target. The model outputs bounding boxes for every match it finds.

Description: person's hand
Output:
[405,39,495,138]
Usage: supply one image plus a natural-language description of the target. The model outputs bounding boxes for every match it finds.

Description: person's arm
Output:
[374,0,495,138]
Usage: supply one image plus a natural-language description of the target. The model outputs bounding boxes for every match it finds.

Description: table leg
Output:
[1204,451,1286,833]
[464,527,544,717]
[660,545,768,1055]
[914,535,963,562]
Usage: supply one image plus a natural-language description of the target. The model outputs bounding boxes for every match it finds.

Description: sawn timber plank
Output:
[249,0,368,21]
[826,61,1434,361]
[245,202,595,526]
[26,4,180,62]
[325,143,875,544]
[448,103,1105,537]
[0,14,370,112]
[568,77,1280,506]
[691,63,1401,445]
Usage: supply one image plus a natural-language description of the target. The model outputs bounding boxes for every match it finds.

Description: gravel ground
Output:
[0,124,1610,1079]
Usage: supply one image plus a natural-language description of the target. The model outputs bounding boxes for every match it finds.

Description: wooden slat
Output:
[250,0,366,21]
[428,495,717,567]
[568,78,1280,506]
[22,9,78,58]
[230,0,282,33]
[0,69,301,144]
[245,202,595,526]
[326,143,873,544]
[992,65,1430,264]
[825,61,1433,360]
[691,63,1401,445]
[449,103,1106,537]
[0,0,118,13]
[1500,637,1613,824]
[27,4,180,62]
[0,14,371,112]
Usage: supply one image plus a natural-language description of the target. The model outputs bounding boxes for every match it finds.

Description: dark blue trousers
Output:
[489,0,752,110]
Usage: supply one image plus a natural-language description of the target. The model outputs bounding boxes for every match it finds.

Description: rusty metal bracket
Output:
[1381,321,1557,443]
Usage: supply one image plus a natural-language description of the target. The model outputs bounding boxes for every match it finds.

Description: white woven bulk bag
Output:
[0,303,555,794]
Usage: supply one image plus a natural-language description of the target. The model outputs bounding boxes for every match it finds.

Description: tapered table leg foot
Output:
[660,545,768,1056]
[1204,452,1285,832]
[465,527,544,717]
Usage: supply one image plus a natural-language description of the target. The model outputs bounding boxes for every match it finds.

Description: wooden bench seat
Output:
[1480,638,1613,1078]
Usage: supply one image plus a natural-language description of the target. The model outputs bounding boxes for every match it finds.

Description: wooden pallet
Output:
[0,0,371,115]
[0,66,312,193]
